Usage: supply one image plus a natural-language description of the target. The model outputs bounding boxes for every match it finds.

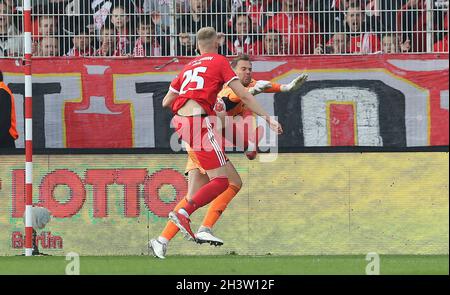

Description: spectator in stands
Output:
[133,15,167,57]
[246,0,271,32]
[91,0,113,32]
[310,0,380,45]
[434,33,448,52]
[176,0,228,55]
[229,0,275,33]
[142,0,189,34]
[95,26,117,56]
[62,0,114,36]
[265,0,319,54]
[111,2,132,55]
[3,0,21,12]
[39,36,61,56]
[329,3,380,54]
[434,12,448,53]
[178,31,197,56]
[314,32,350,54]
[177,0,228,34]
[227,13,262,55]
[380,0,446,52]
[377,0,440,34]
[66,27,94,56]
[309,0,343,44]
[177,0,210,34]
[0,0,23,57]
[33,0,69,7]
[38,15,58,37]
[380,34,411,53]
[262,29,286,55]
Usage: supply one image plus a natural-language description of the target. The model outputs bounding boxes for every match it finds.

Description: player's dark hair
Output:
[231,54,251,68]
[0,70,3,82]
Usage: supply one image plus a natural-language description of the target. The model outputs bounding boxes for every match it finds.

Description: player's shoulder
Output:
[188,53,227,67]
[207,53,229,64]
[218,85,233,97]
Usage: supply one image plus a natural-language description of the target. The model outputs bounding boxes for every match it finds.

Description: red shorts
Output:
[172,115,228,171]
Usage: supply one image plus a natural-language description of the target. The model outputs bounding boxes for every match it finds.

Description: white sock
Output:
[178,208,189,218]
[198,225,211,233]
[157,236,168,245]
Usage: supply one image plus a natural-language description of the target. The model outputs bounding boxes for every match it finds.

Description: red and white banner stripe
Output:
[23,0,33,257]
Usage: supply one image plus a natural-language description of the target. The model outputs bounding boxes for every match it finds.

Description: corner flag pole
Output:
[23,0,33,256]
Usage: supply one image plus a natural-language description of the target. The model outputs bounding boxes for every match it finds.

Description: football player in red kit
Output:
[149,27,282,259]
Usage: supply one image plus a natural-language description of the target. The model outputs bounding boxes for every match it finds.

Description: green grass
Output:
[0,255,447,275]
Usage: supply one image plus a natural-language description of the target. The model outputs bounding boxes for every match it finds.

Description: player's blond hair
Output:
[196,27,217,49]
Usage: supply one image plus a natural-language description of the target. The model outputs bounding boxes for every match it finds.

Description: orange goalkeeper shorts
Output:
[184,143,207,176]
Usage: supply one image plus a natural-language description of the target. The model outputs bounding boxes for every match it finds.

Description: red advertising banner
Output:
[0,54,448,148]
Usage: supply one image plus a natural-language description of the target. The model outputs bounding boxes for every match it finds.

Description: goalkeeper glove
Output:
[214,98,226,113]
[280,73,308,92]
[249,80,272,95]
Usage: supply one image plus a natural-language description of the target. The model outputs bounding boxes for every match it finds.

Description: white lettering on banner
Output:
[302,88,382,147]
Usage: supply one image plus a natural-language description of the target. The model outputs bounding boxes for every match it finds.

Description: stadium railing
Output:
[0,0,448,58]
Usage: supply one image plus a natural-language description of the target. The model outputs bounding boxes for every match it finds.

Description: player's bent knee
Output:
[212,176,229,191]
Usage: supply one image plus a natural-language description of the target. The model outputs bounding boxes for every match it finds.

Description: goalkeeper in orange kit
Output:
[149,55,307,258]
[214,55,307,159]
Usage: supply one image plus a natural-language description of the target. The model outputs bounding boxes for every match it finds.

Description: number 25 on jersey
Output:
[179,67,207,94]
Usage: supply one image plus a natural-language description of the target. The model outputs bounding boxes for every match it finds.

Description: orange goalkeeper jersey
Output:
[218,79,281,117]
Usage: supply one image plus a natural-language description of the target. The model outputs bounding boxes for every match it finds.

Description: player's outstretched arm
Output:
[280,73,308,92]
[228,79,283,135]
[248,80,272,95]
[162,90,178,108]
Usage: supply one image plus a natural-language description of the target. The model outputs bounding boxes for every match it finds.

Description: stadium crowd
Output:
[0,0,448,57]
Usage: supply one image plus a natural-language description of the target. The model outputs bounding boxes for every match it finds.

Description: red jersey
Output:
[327,33,381,54]
[348,33,380,54]
[170,53,238,115]
[265,12,319,54]
[227,38,263,55]
[434,34,448,53]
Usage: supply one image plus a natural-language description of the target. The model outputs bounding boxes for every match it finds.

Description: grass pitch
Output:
[0,255,447,275]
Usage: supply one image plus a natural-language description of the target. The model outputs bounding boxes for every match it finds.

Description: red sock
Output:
[182,177,229,215]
